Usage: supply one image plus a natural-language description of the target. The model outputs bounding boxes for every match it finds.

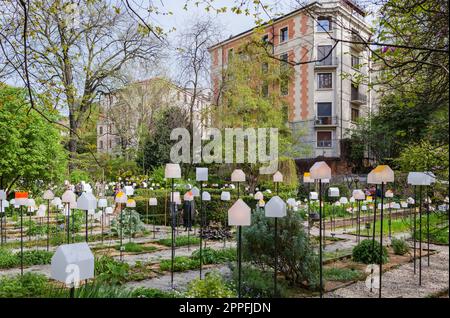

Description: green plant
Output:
[110,209,146,238]
[191,247,236,264]
[115,242,157,253]
[242,208,319,289]
[21,250,53,266]
[391,238,410,255]
[95,256,130,285]
[324,267,364,282]
[231,265,287,298]
[185,271,235,298]
[352,239,389,264]
[157,235,200,247]
[131,287,179,298]
[0,248,19,268]
[0,273,51,298]
[159,256,199,272]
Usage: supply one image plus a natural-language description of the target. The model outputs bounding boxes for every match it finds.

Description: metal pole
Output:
[67,203,70,244]
[426,191,430,267]
[129,207,132,243]
[47,199,50,251]
[85,210,88,242]
[419,185,422,285]
[370,184,378,293]
[120,203,123,261]
[20,205,24,276]
[307,183,311,238]
[379,182,385,298]
[0,200,3,246]
[171,178,175,289]
[319,180,323,298]
[199,183,203,279]
[388,199,392,239]
[238,225,242,298]
[101,207,104,244]
[413,186,417,274]
[274,217,278,297]
[357,200,361,243]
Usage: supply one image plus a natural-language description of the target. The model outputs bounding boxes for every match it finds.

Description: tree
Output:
[137,106,189,172]
[0,83,66,191]
[0,0,164,170]
[213,34,310,190]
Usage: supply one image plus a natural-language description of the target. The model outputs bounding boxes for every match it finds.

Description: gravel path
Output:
[327,244,449,298]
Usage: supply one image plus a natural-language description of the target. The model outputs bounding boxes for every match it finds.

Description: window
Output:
[280,53,289,72]
[99,126,103,135]
[280,27,288,43]
[262,82,269,97]
[228,48,234,62]
[351,54,360,70]
[317,131,332,148]
[99,140,103,149]
[351,107,360,122]
[262,34,269,44]
[317,17,331,32]
[262,62,268,73]
[351,82,359,100]
[317,73,332,89]
[280,79,289,96]
[317,45,333,65]
[316,102,332,124]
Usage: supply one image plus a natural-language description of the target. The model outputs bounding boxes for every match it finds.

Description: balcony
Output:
[315,56,338,69]
[351,33,365,51]
[350,91,367,105]
[314,116,338,127]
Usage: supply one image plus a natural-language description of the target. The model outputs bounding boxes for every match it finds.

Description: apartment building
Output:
[209,0,375,168]
[97,78,210,155]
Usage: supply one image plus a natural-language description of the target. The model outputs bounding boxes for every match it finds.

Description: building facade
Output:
[209,0,376,165]
[97,78,210,156]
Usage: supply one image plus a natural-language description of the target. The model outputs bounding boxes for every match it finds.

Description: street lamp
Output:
[353,189,365,243]
[407,171,434,285]
[265,196,286,297]
[273,171,283,195]
[115,191,128,261]
[304,172,314,237]
[309,161,331,298]
[77,192,97,242]
[328,187,339,234]
[43,190,54,251]
[228,198,251,298]
[165,163,181,289]
[98,198,107,244]
[126,199,136,243]
[149,198,158,239]
[196,167,208,279]
[15,191,29,276]
[61,190,76,244]
[368,165,394,298]
[384,190,394,239]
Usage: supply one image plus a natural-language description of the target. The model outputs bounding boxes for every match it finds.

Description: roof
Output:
[208,0,367,50]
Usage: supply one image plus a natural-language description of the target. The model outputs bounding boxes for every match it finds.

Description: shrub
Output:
[352,239,389,264]
[159,256,199,272]
[391,238,410,255]
[21,250,53,266]
[191,247,236,264]
[231,265,287,298]
[0,273,51,298]
[324,267,364,282]
[110,209,146,238]
[0,248,19,269]
[185,271,235,298]
[242,208,319,289]
[95,256,130,285]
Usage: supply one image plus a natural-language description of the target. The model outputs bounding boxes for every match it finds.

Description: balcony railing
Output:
[314,116,338,126]
[351,91,367,104]
[315,56,338,67]
[317,140,332,148]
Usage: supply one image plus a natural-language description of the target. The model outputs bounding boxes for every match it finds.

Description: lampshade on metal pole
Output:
[20,205,23,276]
[419,185,423,285]
[379,182,385,298]
[319,180,323,298]
[370,184,377,293]
[171,179,175,288]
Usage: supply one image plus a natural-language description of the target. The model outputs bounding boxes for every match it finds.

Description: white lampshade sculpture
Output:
[367,165,394,298]
[352,189,365,242]
[265,195,286,296]
[228,198,251,298]
[309,161,331,299]
[273,171,283,195]
[165,163,182,289]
